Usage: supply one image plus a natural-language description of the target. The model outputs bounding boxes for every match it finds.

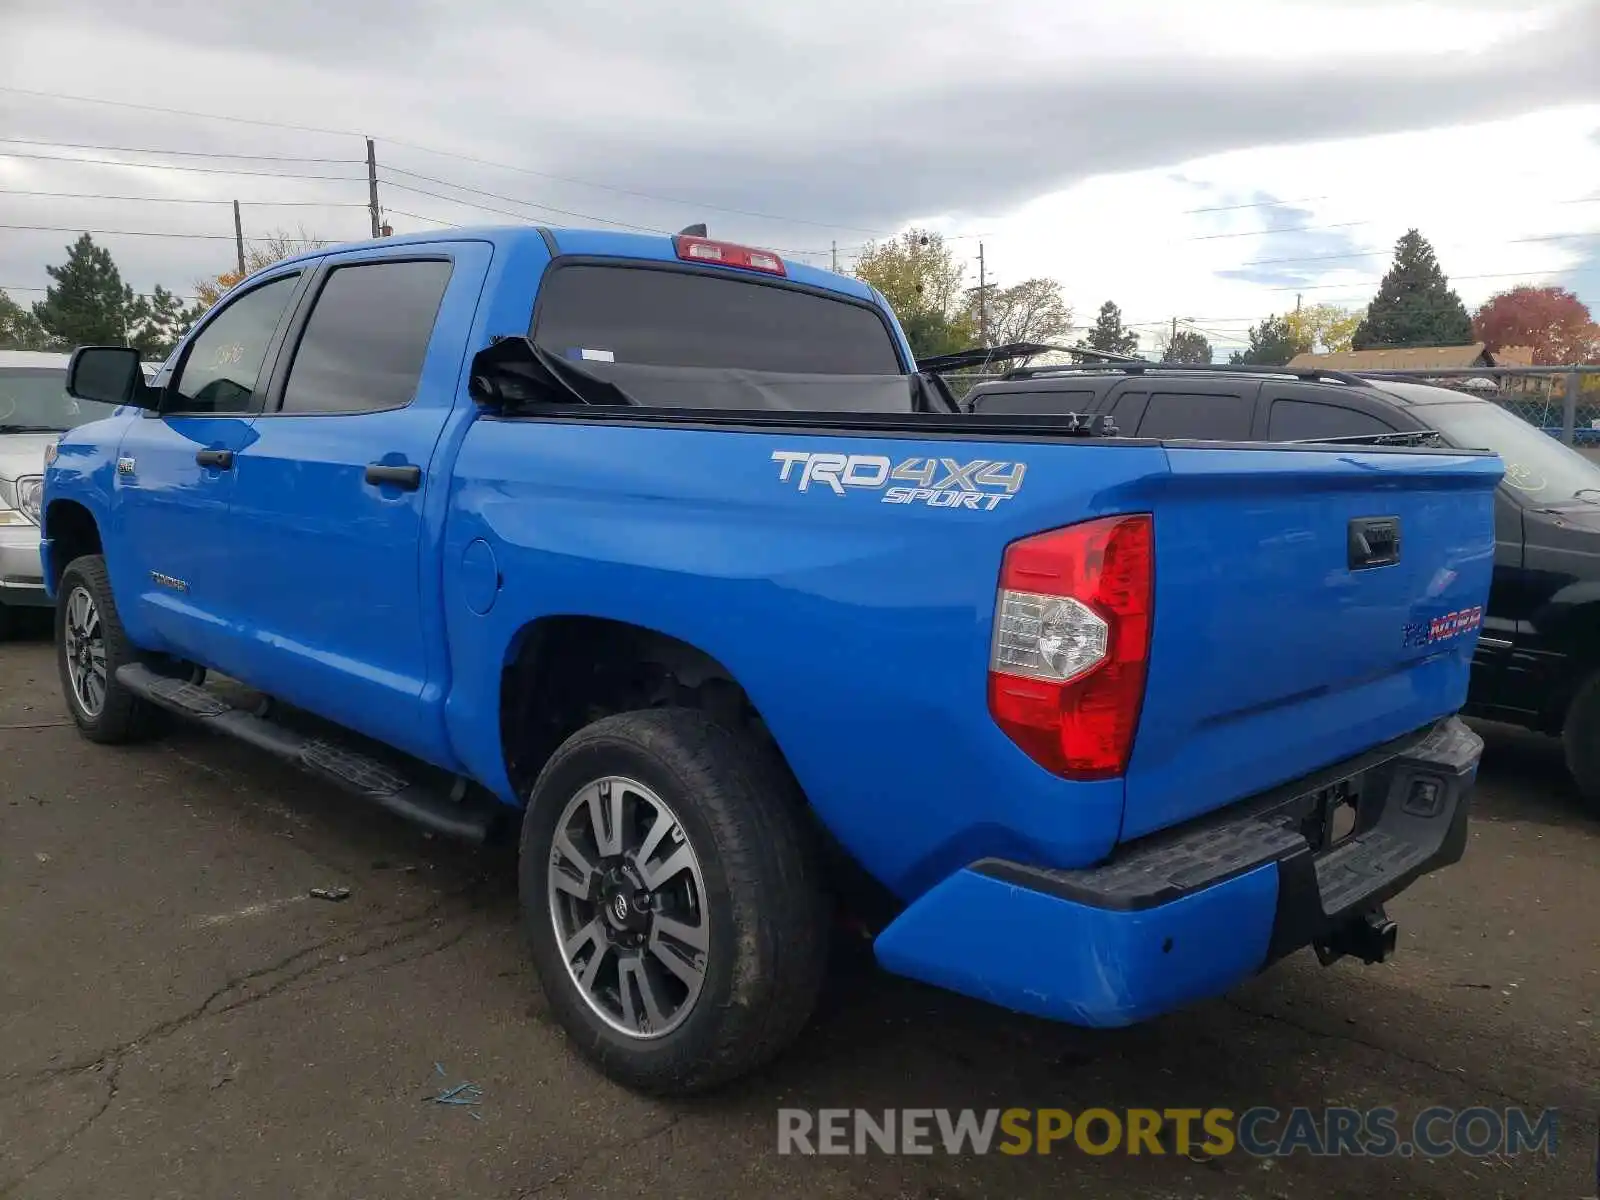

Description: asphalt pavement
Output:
[2,631,1596,1200]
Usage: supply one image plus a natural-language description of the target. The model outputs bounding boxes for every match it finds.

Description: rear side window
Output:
[1267,399,1396,441]
[1138,391,1252,440]
[280,259,453,414]
[533,264,902,375]
[170,274,299,415]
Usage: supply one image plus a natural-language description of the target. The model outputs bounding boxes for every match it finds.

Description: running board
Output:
[116,664,503,843]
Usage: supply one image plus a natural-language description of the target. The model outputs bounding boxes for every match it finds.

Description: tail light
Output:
[987,514,1153,780]
[673,235,786,276]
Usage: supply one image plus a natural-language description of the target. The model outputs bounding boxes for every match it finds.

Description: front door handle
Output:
[195,448,234,469]
[365,462,422,491]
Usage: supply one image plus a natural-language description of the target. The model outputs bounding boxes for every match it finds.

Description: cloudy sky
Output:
[2,0,1597,356]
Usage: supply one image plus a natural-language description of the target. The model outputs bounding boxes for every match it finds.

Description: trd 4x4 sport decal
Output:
[771,451,1026,511]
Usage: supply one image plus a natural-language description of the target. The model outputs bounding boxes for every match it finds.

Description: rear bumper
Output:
[873,717,1480,1027]
[0,525,48,608]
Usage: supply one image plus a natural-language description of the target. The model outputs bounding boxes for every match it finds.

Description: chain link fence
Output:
[935,363,1600,448]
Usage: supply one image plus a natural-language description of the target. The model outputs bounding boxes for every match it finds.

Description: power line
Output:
[1182,195,1329,214]
[0,85,355,138]
[2,283,200,301]
[0,85,889,237]
[1188,220,1369,243]
[0,223,330,243]
[0,137,357,164]
[384,207,460,228]
[0,188,367,207]
[379,170,670,234]
[0,149,365,182]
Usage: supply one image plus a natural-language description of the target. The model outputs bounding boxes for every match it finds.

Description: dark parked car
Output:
[966,364,1600,808]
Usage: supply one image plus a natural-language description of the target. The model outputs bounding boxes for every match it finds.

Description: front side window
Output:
[169,274,300,415]
[280,260,454,414]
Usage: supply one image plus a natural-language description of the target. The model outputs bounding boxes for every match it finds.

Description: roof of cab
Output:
[270,224,879,304]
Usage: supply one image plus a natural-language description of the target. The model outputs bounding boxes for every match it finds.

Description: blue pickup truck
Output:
[44,226,1500,1095]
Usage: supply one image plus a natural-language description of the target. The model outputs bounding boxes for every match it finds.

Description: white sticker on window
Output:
[578,348,615,362]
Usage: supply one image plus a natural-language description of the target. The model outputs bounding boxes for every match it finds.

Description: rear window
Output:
[970,387,1097,415]
[533,264,902,375]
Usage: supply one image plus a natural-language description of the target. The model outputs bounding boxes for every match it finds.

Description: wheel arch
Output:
[498,614,781,801]
[42,499,103,591]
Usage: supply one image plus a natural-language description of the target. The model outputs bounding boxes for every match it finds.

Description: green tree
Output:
[128,286,205,360]
[1352,230,1473,349]
[1085,301,1140,356]
[853,229,975,359]
[1229,314,1309,366]
[0,289,53,351]
[31,234,143,348]
[1161,329,1213,364]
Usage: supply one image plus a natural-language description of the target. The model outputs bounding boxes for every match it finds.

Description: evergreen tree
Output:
[32,234,140,348]
[1352,229,1473,349]
[1162,329,1212,364]
[129,286,205,360]
[1085,301,1140,356]
[1229,314,1308,366]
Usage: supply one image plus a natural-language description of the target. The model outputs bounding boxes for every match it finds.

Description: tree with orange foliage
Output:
[192,229,330,313]
[1473,285,1600,365]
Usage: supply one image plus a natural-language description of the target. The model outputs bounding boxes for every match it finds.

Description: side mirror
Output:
[66,346,158,410]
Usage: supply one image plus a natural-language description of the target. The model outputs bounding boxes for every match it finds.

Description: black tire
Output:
[55,555,167,744]
[520,708,828,1096]
[1562,671,1600,812]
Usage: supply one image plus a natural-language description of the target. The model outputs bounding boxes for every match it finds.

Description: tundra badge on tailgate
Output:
[771,451,1026,511]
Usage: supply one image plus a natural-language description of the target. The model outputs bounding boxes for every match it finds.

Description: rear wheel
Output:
[520,708,827,1095]
[55,555,167,744]
[1562,671,1600,813]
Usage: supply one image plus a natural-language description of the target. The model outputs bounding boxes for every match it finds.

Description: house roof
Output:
[1286,344,1491,370]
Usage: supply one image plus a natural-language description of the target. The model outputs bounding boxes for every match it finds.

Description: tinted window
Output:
[0,369,118,432]
[1137,392,1251,440]
[1268,399,1395,441]
[170,275,299,415]
[970,387,1096,415]
[534,264,902,375]
[280,260,453,414]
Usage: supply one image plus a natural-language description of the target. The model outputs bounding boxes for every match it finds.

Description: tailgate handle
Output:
[1348,517,1401,570]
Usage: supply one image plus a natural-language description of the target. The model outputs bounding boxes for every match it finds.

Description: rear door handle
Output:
[1348,516,1401,570]
[365,463,422,491]
[195,449,234,469]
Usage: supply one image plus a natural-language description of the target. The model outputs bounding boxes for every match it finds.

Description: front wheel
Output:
[1563,671,1600,813]
[520,708,828,1095]
[55,555,167,744]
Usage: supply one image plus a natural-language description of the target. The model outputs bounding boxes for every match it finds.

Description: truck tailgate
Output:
[1122,443,1501,840]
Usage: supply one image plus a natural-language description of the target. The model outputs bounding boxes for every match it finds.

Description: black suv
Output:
[966,365,1600,809]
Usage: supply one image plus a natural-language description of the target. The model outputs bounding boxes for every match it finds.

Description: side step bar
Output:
[117,664,504,843]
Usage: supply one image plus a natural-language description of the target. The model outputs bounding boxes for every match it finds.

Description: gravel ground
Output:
[1,632,1596,1200]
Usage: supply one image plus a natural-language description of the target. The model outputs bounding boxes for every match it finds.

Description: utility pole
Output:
[232,199,246,277]
[1295,293,1302,315]
[366,137,382,239]
[977,242,988,347]
[831,241,837,273]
